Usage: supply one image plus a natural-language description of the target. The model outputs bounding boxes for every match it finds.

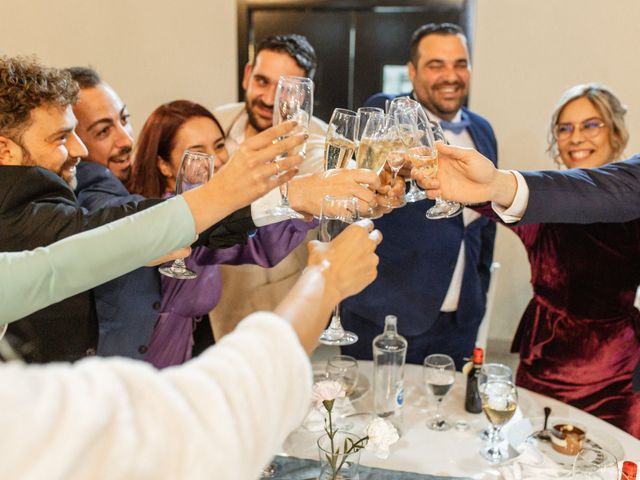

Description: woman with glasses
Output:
[478,84,640,437]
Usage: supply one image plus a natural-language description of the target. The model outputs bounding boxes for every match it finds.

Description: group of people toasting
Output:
[0,19,638,480]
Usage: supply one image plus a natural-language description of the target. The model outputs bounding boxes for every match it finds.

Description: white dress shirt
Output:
[492,171,530,222]
[430,111,481,312]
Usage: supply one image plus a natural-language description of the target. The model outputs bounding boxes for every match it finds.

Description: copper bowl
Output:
[550,423,586,455]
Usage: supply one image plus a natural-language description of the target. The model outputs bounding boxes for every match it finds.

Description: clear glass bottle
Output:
[372,315,408,425]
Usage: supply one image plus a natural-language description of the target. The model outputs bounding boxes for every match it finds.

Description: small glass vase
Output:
[317,432,362,480]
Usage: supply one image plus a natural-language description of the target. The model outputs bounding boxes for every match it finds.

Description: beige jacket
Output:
[210,102,326,339]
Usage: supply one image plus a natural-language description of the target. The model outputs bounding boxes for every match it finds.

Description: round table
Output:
[284,361,640,479]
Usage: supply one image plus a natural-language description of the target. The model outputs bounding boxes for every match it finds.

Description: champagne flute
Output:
[266,75,313,219]
[480,379,518,463]
[318,195,359,345]
[478,363,513,442]
[387,98,426,204]
[423,354,455,431]
[572,448,619,480]
[355,113,404,218]
[159,150,214,279]
[324,108,357,170]
[428,121,463,219]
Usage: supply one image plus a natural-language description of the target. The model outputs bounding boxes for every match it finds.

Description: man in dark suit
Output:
[341,23,497,368]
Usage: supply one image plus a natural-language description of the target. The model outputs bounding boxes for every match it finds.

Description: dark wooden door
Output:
[237,1,472,122]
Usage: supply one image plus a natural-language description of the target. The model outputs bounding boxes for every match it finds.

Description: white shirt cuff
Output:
[491,170,529,223]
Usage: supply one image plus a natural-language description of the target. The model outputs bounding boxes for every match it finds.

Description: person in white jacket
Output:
[0,206,381,480]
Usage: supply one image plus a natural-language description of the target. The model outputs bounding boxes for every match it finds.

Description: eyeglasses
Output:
[553,118,606,141]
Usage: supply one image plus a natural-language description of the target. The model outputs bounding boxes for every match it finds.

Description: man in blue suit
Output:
[341,23,497,369]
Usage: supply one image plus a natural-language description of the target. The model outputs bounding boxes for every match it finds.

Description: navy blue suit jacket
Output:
[75,161,162,359]
[341,92,498,348]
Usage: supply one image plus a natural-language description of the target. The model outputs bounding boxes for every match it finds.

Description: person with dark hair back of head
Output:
[341,23,498,370]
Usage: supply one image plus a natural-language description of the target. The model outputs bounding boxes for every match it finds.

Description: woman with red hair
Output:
[127,100,314,368]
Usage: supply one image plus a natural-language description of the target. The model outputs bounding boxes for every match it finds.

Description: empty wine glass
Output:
[393,100,438,213]
[428,120,463,219]
[266,75,313,220]
[478,363,513,442]
[480,379,518,463]
[159,150,214,279]
[423,354,455,431]
[572,448,619,479]
[318,195,359,345]
[325,108,357,170]
[327,355,359,396]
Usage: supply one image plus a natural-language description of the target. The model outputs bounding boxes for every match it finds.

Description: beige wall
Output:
[0,0,238,133]
[3,1,638,347]
[471,0,640,343]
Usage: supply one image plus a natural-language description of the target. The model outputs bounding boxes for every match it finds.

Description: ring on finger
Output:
[273,161,281,176]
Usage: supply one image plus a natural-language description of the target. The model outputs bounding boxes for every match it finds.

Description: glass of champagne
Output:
[478,363,513,442]
[356,113,404,218]
[480,379,518,463]
[423,354,456,431]
[266,75,313,219]
[325,108,357,170]
[428,120,463,219]
[159,150,214,279]
[318,195,359,345]
[572,448,619,480]
[387,97,426,203]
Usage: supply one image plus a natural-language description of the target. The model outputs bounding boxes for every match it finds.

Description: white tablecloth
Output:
[284,361,640,479]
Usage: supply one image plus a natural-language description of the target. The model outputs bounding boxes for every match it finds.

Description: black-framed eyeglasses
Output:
[553,118,606,141]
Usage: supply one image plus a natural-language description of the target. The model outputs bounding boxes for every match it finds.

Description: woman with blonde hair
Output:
[480,84,640,437]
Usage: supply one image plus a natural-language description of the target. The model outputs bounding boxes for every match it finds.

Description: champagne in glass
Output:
[318,195,359,346]
[423,354,455,431]
[267,75,313,219]
[427,120,463,219]
[478,363,513,442]
[324,108,357,170]
[159,150,215,280]
[480,379,518,463]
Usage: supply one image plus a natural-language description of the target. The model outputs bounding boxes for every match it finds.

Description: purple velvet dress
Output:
[478,206,640,438]
[144,218,313,369]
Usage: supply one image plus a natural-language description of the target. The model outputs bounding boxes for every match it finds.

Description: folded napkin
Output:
[499,443,568,480]
[301,397,356,432]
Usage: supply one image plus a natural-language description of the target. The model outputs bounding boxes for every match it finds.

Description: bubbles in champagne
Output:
[324,136,356,170]
[356,137,404,175]
[408,146,438,178]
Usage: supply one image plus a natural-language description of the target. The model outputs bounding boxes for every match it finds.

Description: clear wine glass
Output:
[266,75,313,220]
[327,354,359,396]
[159,150,214,279]
[318,195,359,345]
[478,363,513,442]
[572,448,619,479]
[480,379,518,463]
[324,108,357,170]
[428,120,463,219]
[423,354,456,431]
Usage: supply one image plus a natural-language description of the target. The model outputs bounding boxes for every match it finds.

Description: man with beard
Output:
[0,56,302,363]
[340,23,498,369]
[209,35,329,338]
